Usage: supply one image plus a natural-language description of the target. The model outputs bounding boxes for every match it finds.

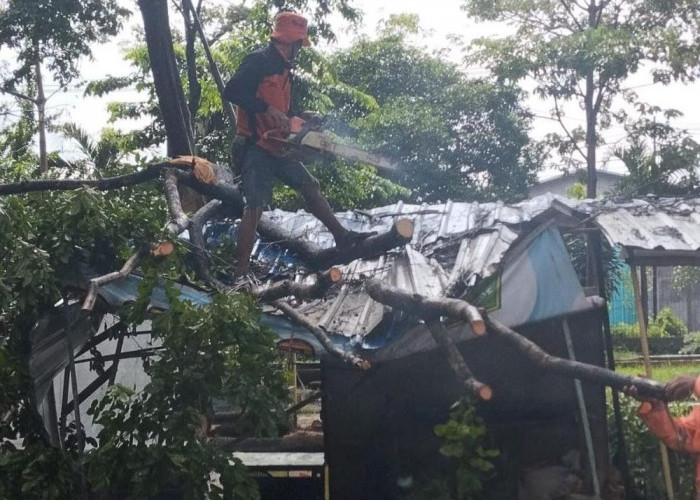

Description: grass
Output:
[615,362,700,382]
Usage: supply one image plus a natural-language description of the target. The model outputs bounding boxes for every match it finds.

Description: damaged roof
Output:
[573,197,700,257]
[248,194,700,343]
[245,194,581,342]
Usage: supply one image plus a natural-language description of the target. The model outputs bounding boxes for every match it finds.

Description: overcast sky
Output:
[16,0,700,177]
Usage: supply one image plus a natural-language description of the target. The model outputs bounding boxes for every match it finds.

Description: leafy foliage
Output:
[0,0,130,88]
[671,266,700,295]
[274,157,409,211]
[1,3,369,498]
[564,233,624,297]
[331,25,538,202]
[612,105,700,197]
[680,331,700,355]
[607,390,694,498]
[611,308,689,339]
[464,0,700,194]
[86,288,287,499]
[405,399,498,500]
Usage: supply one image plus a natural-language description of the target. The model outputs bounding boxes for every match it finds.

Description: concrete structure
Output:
[529,170,627,198]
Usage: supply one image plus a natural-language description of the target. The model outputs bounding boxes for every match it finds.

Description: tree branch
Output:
[0,163,171,196]
[559,0,584,30]
[1,87,36,104]
[484,315,667,400]
[163,169,192,235]
[168,168,244,211]
[82,246,150,311]
[553,93,588,162]
[255,268,342,302]
[425,320,492,401]
[182,0,237,128]
[189,199,225,285]
[592,82,607,116]
[273,300,370,370]
[259,219,414,271]
[365,278,667,400]
[365,278,485,335]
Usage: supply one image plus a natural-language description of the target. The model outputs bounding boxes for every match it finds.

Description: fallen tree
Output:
[365,278,667,401]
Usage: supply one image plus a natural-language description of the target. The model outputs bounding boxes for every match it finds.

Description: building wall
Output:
[529,172,624,198]
[608,265,700,332]
[322,309,608,500]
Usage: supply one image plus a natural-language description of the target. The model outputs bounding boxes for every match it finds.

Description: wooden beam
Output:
[213,431,324,452]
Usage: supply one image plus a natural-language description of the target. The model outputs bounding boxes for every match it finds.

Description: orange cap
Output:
[271,12,311,47]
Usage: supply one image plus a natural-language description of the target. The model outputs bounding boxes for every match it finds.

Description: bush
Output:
[607,391,695,498]
[612,308,688,338]
[654,308,689,338]
[680,331,700,355]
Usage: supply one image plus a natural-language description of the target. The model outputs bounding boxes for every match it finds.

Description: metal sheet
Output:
[232,452,324,467]
[573,197,700,252]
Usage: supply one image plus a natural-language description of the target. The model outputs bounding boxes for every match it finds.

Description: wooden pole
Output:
[562,319,600,497]
[631,265,674,500]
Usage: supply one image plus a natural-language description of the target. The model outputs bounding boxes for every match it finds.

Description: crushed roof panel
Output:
[246,195,700,339]
[577,197,700,251]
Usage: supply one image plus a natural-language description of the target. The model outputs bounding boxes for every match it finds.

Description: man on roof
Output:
[223,11,372,285]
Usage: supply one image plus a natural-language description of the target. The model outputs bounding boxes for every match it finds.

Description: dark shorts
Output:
[241,146,319,208]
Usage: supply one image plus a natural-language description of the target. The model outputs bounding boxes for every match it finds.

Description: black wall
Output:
[322,308,608,500]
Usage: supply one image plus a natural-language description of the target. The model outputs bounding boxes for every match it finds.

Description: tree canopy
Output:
[329,16,539,202]
[464,0,700,196]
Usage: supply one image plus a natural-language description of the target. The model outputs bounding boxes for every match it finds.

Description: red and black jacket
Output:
[223,43,293,156]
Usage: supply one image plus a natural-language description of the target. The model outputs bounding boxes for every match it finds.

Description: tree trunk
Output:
[585,1,598,198]
[182,1,201,132]
[182,0,237,128]
[34,44,48,173]
[138,0,194,157]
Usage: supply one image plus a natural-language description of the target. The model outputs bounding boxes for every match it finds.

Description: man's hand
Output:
[665,375,697,401]
[267,105,290,135]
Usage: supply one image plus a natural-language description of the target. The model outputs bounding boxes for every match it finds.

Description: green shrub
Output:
[404,399,499,500]
[612,322,640,338]
[607,390,694,498]
[680,331,700,355]
[654,308,689,338]
[611,308,688,338]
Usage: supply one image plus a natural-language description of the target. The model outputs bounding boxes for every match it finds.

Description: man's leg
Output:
[298,181,348,244]
[236,146,273,277]
[274,156,375,247]
[235,206,263,277]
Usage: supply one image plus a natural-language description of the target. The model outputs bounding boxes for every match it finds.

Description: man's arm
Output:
[638,400,685,450]
[223,52,268,114]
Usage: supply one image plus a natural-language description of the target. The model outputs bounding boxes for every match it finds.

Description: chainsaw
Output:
[263,115,398,176]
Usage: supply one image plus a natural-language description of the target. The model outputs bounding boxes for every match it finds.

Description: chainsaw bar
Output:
[267,129,398,176]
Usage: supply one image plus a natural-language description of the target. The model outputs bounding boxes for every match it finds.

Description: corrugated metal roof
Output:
[254,194,578,340]
[253,195,700,340]
[579,198,700,251]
